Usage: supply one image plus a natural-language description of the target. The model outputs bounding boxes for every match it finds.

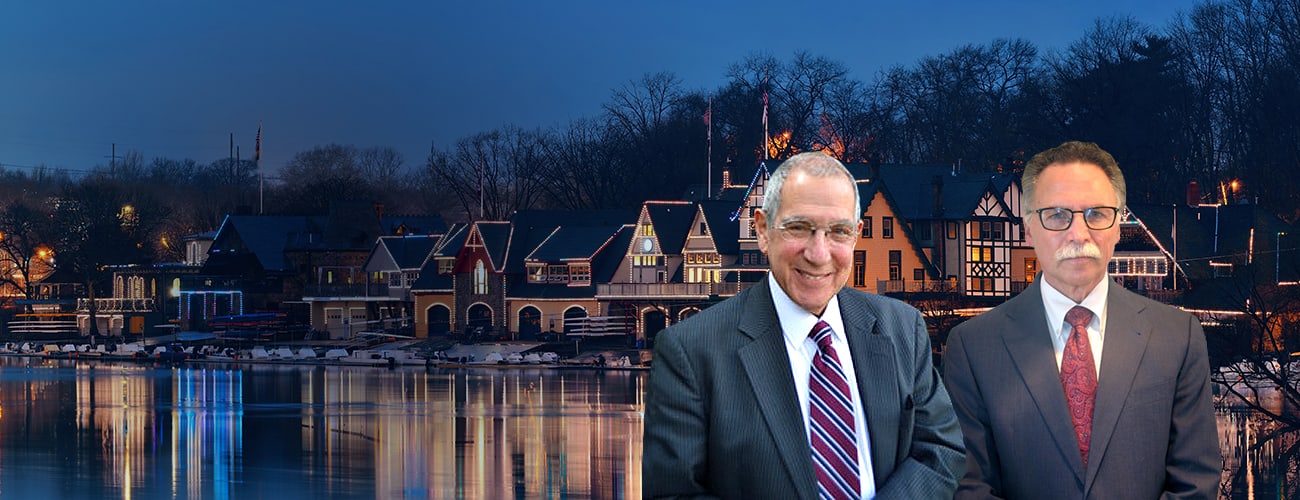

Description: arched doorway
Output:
[678,307,700,322]
[518,306,541,340]
[563,306,588,334]
[466,303,493,339]
[426,304,451,336]
[643,308,667,344]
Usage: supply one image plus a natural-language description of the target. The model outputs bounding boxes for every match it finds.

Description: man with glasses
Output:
[644,152,964,499]
[944,141,1220,499]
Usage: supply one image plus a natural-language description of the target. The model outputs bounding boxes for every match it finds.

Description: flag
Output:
[254,121,262,162]
[762,91,770,159]
[703,102,711,127]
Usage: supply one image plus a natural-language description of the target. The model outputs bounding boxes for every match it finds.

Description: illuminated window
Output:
[569,264,591,284]
[853,250,866,287]
[474,260,487,294]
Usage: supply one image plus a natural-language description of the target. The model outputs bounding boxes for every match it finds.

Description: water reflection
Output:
[0,357,644,499]
[8,355,1298,499]
[1218,409,1299,499]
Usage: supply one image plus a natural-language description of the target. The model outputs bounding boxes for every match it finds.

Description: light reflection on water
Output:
[0,357,644,499]
[3,355,1296,499]
[1217,408,1299,500]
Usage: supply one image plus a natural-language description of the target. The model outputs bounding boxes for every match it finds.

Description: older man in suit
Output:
[643,152,964,499]
[944,141,1221,499]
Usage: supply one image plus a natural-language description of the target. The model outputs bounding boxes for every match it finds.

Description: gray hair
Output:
[1022,141,1127,214]
[762,152,861,224]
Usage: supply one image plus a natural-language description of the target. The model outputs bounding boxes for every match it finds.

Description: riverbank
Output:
[0,334,653,371]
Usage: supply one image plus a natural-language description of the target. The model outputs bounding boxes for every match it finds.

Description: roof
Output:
[644,202,697,255]
[698,201,740,255]
[526,225,625,262]
[366,235,440,271]
[1129,202,1292,282]
[503,210,637,274]
[866,164,1011,221]
[208,215,311,272]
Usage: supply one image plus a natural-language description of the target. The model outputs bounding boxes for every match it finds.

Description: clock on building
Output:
[642,237,654,253]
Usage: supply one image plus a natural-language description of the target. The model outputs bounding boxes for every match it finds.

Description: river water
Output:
[0,357,1290,499]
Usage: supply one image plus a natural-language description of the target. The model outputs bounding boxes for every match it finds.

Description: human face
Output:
[756,170,861,316]
[1025,161,1121,302]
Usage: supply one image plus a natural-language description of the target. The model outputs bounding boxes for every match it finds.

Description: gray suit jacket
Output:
[944,280,1221,499]
[643,279,964,499]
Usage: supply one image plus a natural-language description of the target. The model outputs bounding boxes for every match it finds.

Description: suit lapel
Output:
[1083,283,1153,493]
[840,290,900,480]
[999,282,1087,485]
[735,279,818,498]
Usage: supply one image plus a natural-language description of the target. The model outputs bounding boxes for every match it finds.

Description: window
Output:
[474,260,488,294]
[853,250,866,287]
[1025,257,1038,282]
[699,222,707,235]
[917,222,932,242]
[882,217,894,239]
[641,224,656,237]
[569,264,591,284]
[970,247,993,262]
[979,221,992,240]
[947,222,959,239]
[914,268,925,281]
[862,217,873,238]
[548,265,568,283]
[992,222,1004,240]
[528,265,547,283]
[438,258,454,274]
[889,250,902,281]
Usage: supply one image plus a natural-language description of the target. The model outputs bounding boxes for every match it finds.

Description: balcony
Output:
[1143,289,1184,305]
[77,298,155,313]
[597,282,714,299]
[876,279,959,295]
[303,283,390,299]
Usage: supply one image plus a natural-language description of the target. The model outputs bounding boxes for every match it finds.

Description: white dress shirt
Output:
[1039,276,1109,374]
[769,273,876,498]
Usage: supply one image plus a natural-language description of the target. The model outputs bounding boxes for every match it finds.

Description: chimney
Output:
[1186,181,1201,207]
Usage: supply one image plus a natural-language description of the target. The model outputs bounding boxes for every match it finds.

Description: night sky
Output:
[1,1,1190,179]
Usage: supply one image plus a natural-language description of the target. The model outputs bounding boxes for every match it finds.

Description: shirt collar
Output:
[1039,275,1109,341]
[767,273,846,346]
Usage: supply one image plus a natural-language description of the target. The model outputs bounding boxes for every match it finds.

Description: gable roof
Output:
[208,215,312,272]
[473,221,512,272]
[699,201,741,255]
[644,202,697,255]
[365,234,440,272]
[866,164,1015,221]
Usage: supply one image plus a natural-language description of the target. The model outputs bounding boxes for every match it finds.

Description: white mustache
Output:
[1056,241,1102,261]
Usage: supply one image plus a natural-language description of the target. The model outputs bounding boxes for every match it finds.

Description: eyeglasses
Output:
[775,220,858,245]
[1031,206,1119,231]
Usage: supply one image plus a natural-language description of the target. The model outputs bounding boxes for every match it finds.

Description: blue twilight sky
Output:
[0,1,1193,179]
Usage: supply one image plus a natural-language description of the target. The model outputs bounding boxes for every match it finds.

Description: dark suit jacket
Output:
[642,279,965,499]
[944,280,1221,499]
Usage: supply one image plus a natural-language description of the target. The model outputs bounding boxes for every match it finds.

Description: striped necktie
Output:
[1061,305,1098,468]
[808,320,860,499]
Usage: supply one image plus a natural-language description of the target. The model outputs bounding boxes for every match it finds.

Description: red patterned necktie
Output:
[808,320,860,499]
[1061,305,1098,468]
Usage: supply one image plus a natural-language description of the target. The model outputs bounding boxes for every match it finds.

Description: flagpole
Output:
[256,121,263,214]
[762,90,769,160]
[706,96,712,199]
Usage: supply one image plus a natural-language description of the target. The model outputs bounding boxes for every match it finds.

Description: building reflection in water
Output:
[0,357,643,499]
[5,356,1300,498]
[1218,408,1299,499]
